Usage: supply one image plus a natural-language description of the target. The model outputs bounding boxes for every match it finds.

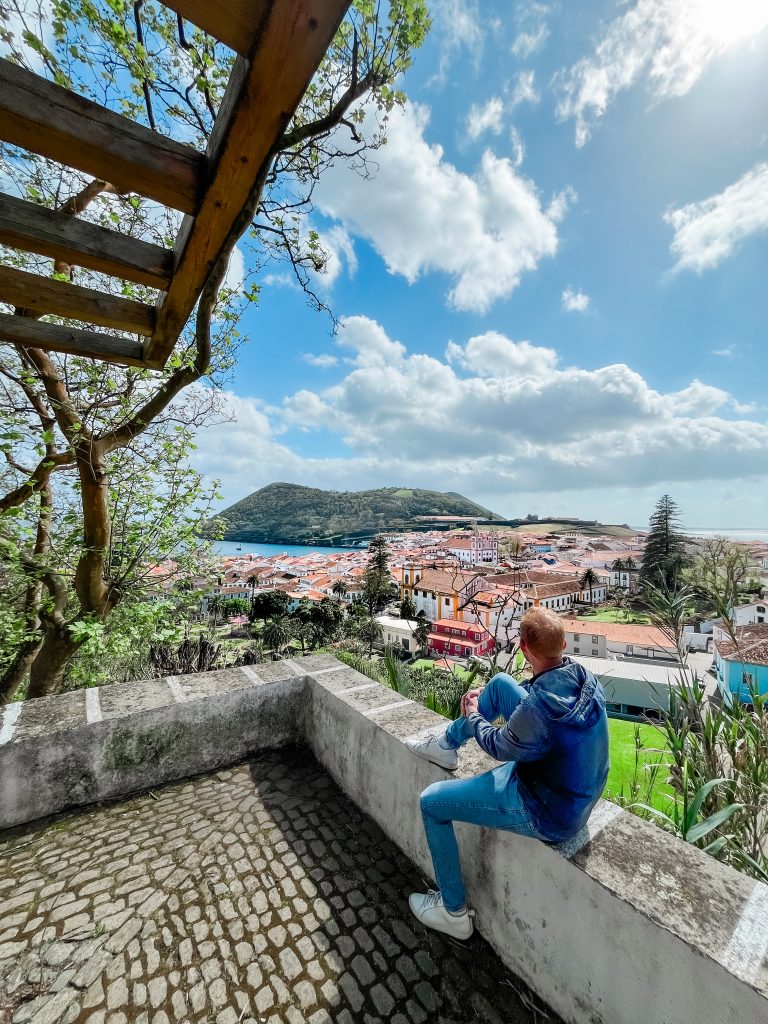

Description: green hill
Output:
[204,482,503,545]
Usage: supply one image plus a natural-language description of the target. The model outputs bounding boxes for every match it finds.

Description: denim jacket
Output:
[466,660,609,842]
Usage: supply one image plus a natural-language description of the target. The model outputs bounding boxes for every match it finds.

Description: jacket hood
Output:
[530,659,602,724]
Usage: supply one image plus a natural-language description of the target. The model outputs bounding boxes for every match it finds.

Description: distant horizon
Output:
[211,480,765,537]
[189,2,768,539]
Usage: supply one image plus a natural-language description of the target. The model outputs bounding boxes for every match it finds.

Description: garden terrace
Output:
[0,0,350,368]
[1,655,768,1024]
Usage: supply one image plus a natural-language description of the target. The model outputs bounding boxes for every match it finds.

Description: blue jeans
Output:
[419,673,541,912]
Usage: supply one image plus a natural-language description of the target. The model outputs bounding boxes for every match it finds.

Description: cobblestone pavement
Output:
[0,748,557,1024]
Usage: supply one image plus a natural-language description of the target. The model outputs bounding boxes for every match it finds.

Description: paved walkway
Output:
[0,749,556,1024]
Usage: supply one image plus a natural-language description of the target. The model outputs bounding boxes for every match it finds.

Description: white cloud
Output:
[316,103,571,313]
[222,245,245,293]
[665,162,768,272]
[465,76,537,143]
[561,287,590,312]
[466,97,505,141]
[509,70,539,109]
[712,345,735,358]
[556,0,768,146]
[511,3,551,59]
[336,315,407,368]
[669,380,732,415]
[192,320,768,509]
[303,353,338,368]
[446,332,557,378]
[509,127,526,167]
[316,225,357,285]
[429,0,484,80]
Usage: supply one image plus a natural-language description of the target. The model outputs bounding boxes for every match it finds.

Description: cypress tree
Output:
[639,495,689,591]
[362,535,394,615]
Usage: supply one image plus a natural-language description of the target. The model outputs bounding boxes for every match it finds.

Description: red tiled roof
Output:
[715,623,768,666]
[405,568,479,595]
[431,618,492,636]
[427,633,488,651]
[560,618,674,648]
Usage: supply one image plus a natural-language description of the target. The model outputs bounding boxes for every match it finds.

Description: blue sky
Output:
[190,2,768,528]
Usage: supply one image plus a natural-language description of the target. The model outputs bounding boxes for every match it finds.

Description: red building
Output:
[427,619,496,659]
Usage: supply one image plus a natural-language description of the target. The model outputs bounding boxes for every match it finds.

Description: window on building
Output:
[574,633,581,640]
[592,635,598,643]
[592,649,599,656]
[574,646,580,654]
[445,597,450,606]
[626,705,644,718]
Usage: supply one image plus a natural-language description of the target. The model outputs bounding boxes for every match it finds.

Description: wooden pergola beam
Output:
[160,0,269,57]
[0,194,173,290]
[0,313,145,366]
[0,59,203,215]
[145,0,350,368]
[0,266,155,336]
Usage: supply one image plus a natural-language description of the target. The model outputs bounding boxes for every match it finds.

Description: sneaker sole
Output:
[405,743,458,771]
[409,741,456,770]
[408,897,474,940]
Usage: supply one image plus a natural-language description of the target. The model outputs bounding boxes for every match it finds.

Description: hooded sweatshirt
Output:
[466,659,610,842]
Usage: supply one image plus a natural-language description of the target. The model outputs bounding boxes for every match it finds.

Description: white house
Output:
[560,619,678,662]
[375,615,421,654]
[572,656,683,719]
[444,531,499,566]
[711,602,767,642]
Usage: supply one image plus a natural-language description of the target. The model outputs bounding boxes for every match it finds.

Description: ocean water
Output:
[212,540,357,558]
[685,529,768,543]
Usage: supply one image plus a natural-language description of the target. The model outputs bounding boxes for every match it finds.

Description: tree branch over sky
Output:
[0,0,430,698]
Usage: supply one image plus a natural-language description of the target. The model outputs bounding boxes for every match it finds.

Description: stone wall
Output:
[2,655,767,1024]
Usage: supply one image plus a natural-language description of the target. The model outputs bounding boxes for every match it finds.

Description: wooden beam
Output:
[146,0,351,367]
[0,59,203,214]
[0,313,145,367]
[161,0,268,57]
[0,266,155,336]
[0,194,173,290]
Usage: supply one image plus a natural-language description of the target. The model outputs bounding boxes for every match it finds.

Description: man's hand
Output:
[461,687,483,717]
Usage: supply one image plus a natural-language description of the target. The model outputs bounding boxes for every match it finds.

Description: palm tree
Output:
[332,578,348,603]
[357,617,383,657]
[208,594,222,628]
[247,574,258,612]
[263,615,292,658]
[624,556,637,593]
[579,568,600,605]
[291,619,314,655]
[414,615,431,655]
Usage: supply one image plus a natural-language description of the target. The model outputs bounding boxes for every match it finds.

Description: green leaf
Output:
[686,804,744,845]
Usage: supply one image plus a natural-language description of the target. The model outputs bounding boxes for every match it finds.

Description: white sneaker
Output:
[409,890,474,940]
[405,730,458,770]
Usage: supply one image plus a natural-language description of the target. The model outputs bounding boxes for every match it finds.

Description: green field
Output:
[576,609,651,624]
[412,657,472,680]
[496,521,637,539]
[604,718,672,810]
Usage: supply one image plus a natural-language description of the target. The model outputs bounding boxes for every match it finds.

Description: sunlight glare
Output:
[696,0,768,46]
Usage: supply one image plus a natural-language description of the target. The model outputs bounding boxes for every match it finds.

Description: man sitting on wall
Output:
[405,606,609,939]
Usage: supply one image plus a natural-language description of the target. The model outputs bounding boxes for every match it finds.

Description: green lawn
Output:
[411,657,472,680]
[605,718,673,810]
[576,608,651,624]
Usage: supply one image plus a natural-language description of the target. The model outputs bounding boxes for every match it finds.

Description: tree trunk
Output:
[0,638,43,703]
[27,624,80,699]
